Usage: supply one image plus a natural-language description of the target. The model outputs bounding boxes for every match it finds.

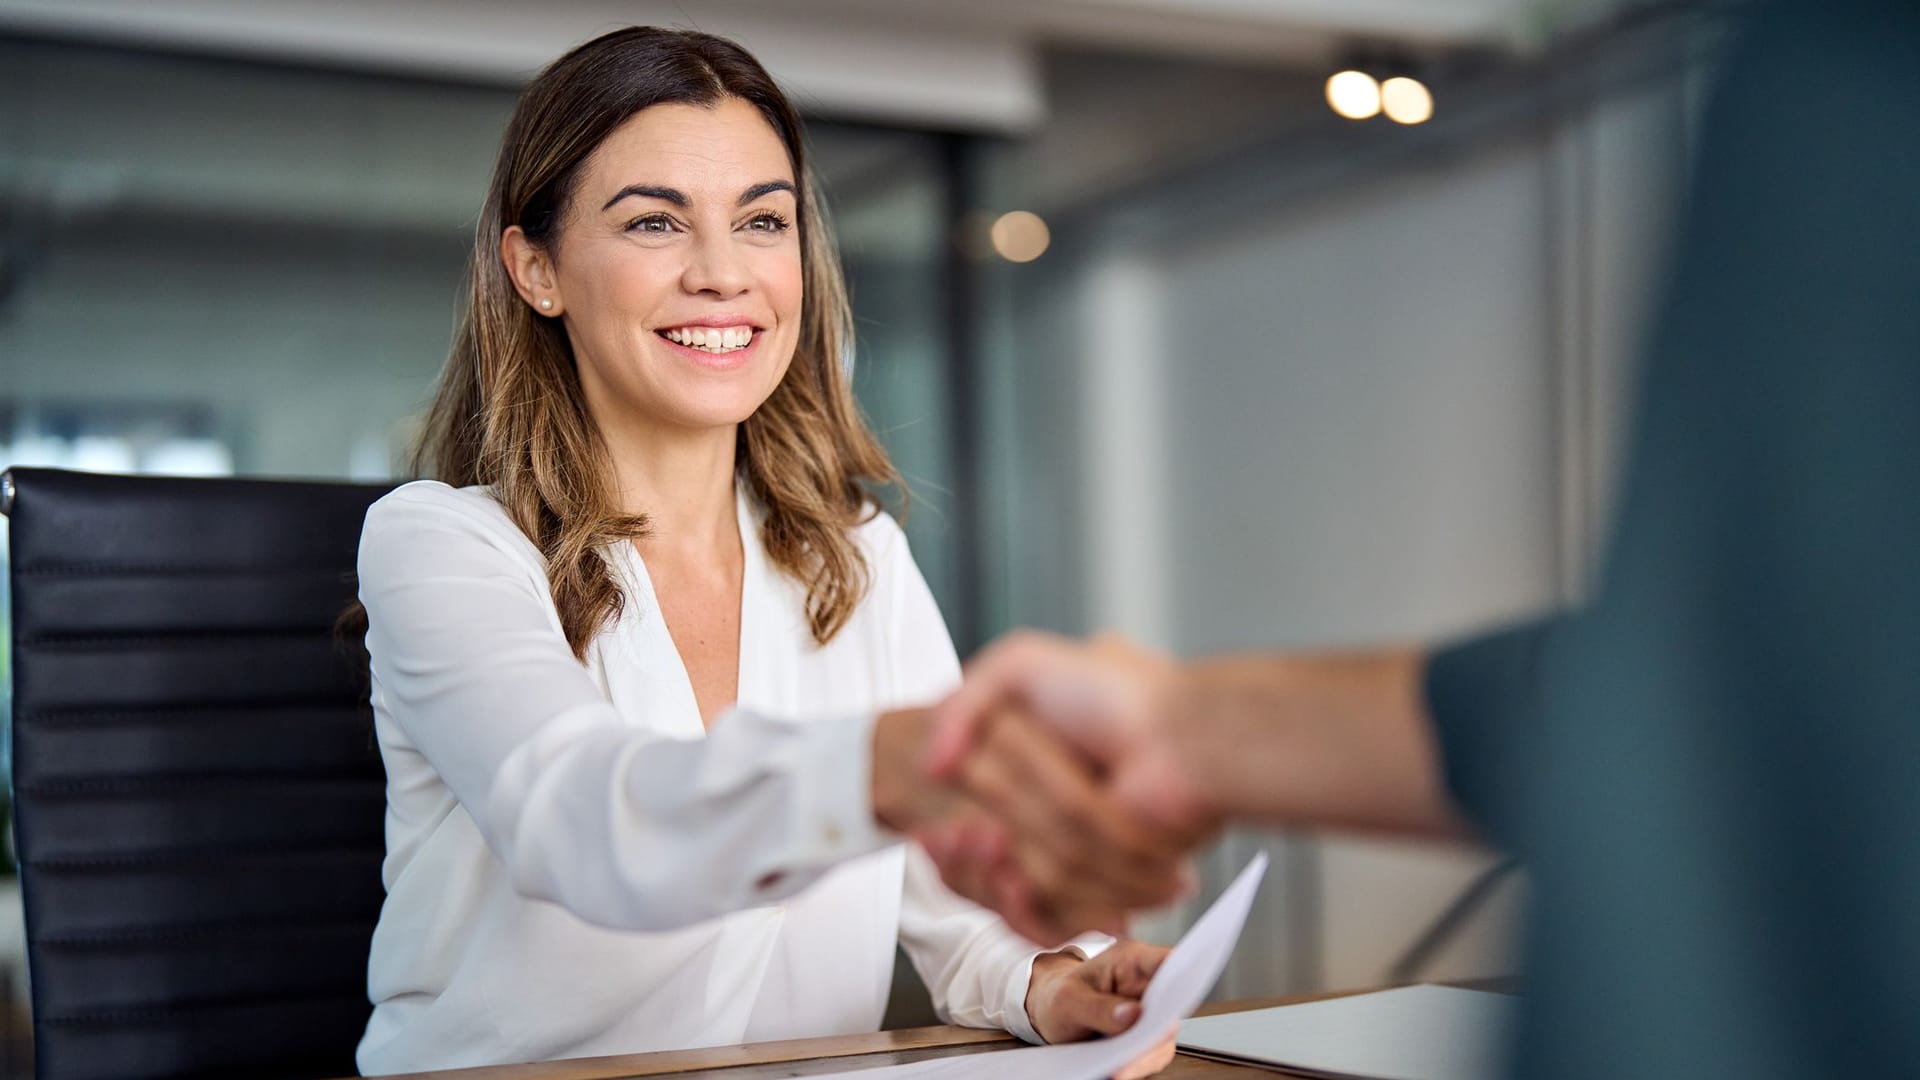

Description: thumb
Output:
[925,634,1055,778]
[922,683,992,780]
[1048,981,1145,1039]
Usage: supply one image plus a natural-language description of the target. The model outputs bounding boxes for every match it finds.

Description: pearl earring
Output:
[539,298,554,311]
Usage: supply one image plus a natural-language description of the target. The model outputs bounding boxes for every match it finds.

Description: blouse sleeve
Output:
[358,483,891,933]
[873,517,1113,1043]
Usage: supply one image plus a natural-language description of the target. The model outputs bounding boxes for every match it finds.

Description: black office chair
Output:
[4,467,396,1080]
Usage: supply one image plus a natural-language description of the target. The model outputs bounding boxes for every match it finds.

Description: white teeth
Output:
[663,326,755,353]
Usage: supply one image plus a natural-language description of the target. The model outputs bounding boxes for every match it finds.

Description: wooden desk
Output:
[362,982,1517,1080]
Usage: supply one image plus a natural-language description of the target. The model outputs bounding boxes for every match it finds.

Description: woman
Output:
[352,26,1176,1076]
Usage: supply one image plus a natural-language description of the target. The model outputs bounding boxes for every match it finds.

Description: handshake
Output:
[871,632,1458,945]
[873,631,1213,945]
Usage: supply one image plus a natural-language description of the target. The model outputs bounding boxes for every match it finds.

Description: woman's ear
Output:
[502,225,564,317]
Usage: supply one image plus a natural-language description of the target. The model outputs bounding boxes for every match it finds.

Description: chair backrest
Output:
[4,467,395,1080]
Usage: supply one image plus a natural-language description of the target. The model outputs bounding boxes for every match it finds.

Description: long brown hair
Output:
[405,27,900,658]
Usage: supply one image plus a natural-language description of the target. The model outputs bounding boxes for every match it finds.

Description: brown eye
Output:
[626,214,676,234]
[743,212,791,234]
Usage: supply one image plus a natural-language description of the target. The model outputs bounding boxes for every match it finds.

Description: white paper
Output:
[803,852,1269,1079]
[1176,984,1516,1080]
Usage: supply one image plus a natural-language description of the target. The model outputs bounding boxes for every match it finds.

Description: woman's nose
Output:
[682,230,751,298]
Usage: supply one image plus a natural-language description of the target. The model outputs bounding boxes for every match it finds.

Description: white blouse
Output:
[353,480,1096,1075]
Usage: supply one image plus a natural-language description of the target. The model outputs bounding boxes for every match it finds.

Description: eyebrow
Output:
[738,179,797,205]
[600,179,797,212]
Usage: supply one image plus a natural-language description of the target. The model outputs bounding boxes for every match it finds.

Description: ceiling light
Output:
[990,211,1050,263]
[1381,76,1433,125]
[1325,70,1382,121]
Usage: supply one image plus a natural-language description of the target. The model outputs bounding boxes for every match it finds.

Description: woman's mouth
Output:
[657,325,757,355]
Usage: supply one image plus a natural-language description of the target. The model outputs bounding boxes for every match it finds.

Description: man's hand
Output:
[876,704,1192,944]
[927,632,1218,838]
[1024,941,1177,1079]
[915,712,1192,943]
[912,633,1218,941]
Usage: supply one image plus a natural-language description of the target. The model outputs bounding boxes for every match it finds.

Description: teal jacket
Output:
[1426,1,1920,1075]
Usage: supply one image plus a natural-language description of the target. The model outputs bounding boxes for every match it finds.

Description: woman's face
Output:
[511,97,804,434]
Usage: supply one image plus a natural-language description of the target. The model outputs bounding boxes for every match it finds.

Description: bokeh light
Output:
[1381,76,1434,125]
[990,210,1051,263]
[1325,70,1382,120]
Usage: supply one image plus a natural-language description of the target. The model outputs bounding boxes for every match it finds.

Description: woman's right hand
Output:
[888,700,1201,946]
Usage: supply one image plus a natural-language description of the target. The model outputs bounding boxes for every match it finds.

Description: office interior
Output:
[0,0,1720,1067]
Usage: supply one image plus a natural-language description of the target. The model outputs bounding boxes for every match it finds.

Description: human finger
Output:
[963,728,1148,914]
[1039,975,1145,1039]
[915,819,999,912]
[924,631,1072,779]
[996,714,1196,866]
[964,717,1190,907]
[990,861,1091,947]
[1111,1032,1178,1080]
[923,822,1095,946]
[1103,941,1171,998]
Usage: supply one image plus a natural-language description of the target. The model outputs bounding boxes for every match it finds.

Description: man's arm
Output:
[918,625,1563,927]
[927,634,1473,838]
[1166,648,1471,838]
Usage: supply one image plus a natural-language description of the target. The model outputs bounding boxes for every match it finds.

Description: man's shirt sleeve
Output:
[1423,615,1563,849]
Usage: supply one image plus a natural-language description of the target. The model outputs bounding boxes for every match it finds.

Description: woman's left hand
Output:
[1023,940,1178,1079]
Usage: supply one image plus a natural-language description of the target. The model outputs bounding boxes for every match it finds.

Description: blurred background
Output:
[0,0,1731,1057]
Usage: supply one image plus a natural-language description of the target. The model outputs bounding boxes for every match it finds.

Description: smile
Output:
[658,325,757,354]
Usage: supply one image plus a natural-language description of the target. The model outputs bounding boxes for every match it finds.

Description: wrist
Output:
[1167,657,1312,821]
[1022,951,1080,1035]
[871,708,942,832]
[1028,950,1079,983]
[1175,648,1447,830]
[1137,663,1231,829]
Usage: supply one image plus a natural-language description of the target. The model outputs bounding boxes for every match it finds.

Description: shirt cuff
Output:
[1004,932,1118,1046]
[787,711,890,860]
[750,711,892,901]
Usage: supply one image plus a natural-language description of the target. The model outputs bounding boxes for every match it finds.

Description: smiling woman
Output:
[504,101,805,454]
[347,25,1175,1080]
[426,33,886,657]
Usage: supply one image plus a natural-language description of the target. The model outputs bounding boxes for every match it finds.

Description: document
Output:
[1176,984,1517,1080]
[807,852,1269,1079]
